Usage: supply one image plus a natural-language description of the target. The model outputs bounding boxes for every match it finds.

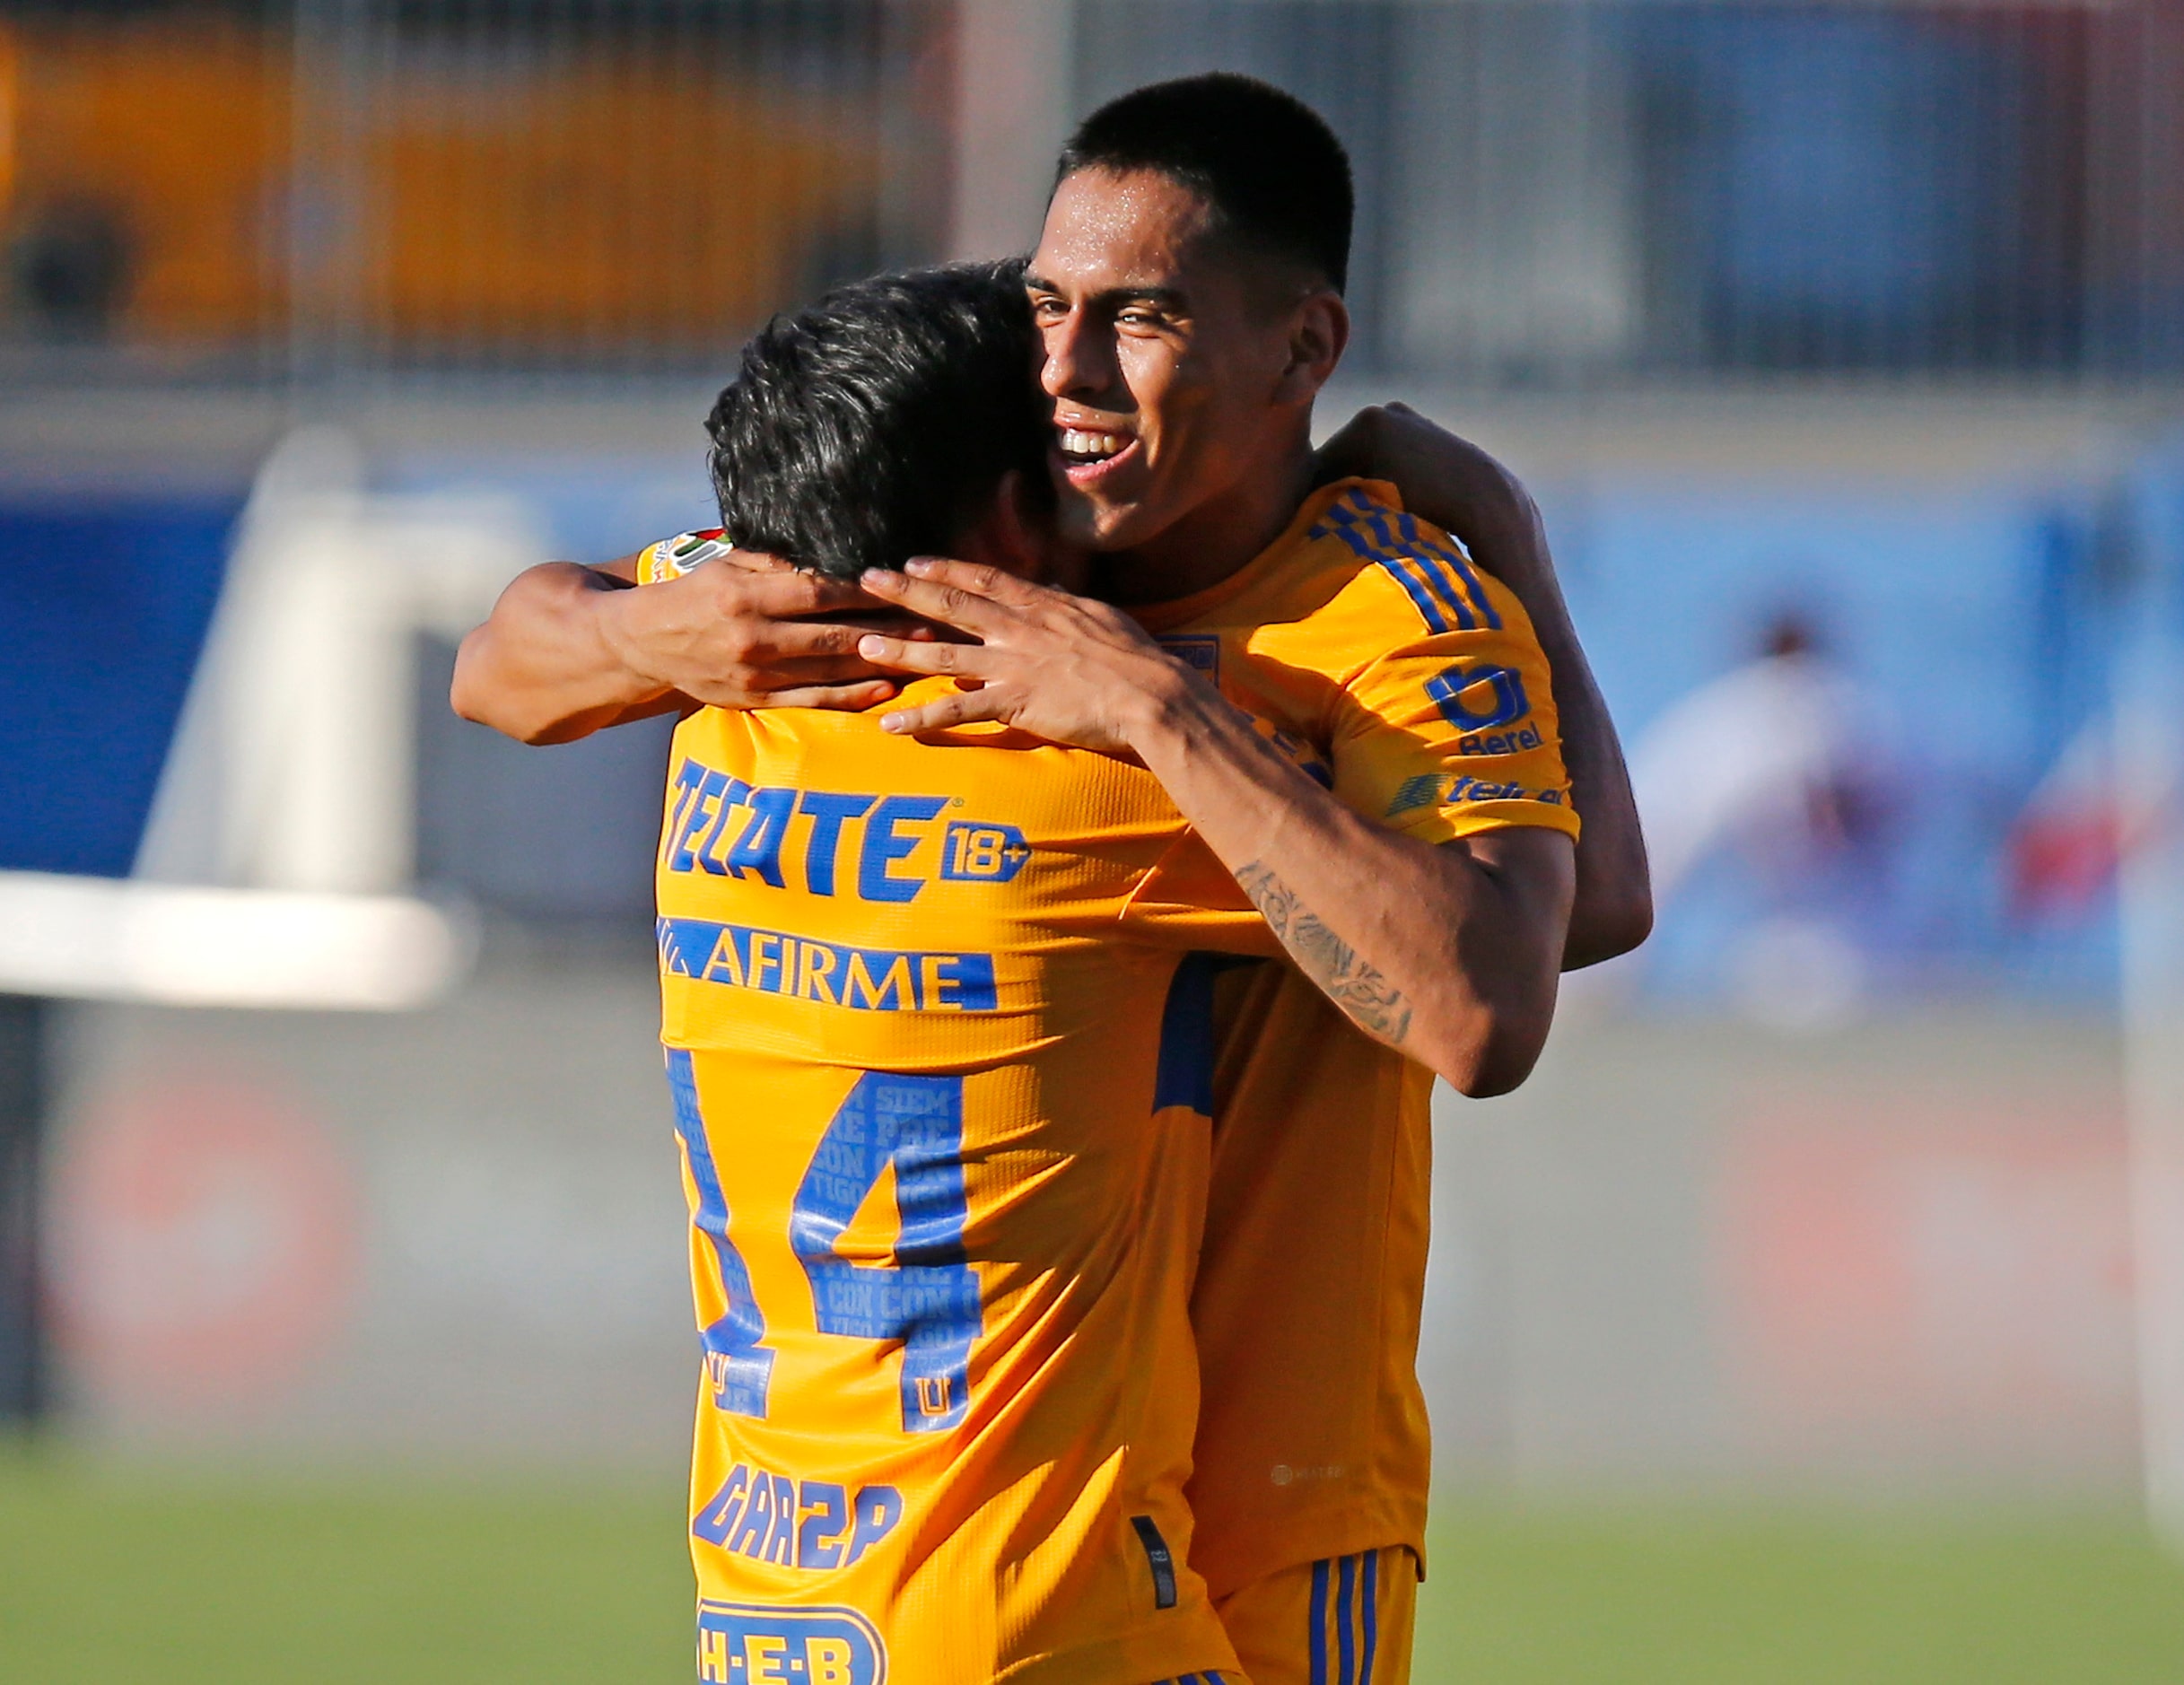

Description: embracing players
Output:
[456,75,1648,1685]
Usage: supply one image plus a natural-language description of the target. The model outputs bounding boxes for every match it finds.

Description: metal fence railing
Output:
[1,0,954,384]
[1076,0,2184,386]
[4,0,2181,386]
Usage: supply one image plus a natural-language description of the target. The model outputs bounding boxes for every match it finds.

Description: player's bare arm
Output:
[451,547,899,745]
[855,557,1576,1096]
[1319,402,1654,968]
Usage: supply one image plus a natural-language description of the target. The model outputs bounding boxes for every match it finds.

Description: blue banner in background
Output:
[0,497,238,877]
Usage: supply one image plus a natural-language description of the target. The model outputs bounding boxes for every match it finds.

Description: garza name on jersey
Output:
[652,684,1278,1685]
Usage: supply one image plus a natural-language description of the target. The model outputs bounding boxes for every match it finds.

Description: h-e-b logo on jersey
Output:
[697,1602,885,1685]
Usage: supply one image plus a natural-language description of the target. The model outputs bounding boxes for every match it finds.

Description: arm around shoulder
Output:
[849,554,1582,1096]
[1321,404,1652,970]
[451,549,903,746]
[1126,668,1577,1098]
[452,556,686,746]
[1422,826,1576,1096]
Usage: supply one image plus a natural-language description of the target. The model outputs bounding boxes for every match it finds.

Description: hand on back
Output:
[607,548,922,712]
[852,557,1201,755]
[618,404,1552,723]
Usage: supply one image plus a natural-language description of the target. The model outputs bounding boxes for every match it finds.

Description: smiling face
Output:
[1026,167,1337,561]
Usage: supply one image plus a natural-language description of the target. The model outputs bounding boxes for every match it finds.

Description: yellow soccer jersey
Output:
[1132,479,1578,1599]
[649,683,1280,1684]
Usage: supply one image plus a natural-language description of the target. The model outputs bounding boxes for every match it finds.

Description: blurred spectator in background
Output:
[10,198,135,342]
[1630,609,1891,1026]
[1633,611,1865,902]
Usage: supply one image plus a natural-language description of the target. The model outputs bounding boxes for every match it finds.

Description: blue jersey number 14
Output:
[668,1052,980,1433]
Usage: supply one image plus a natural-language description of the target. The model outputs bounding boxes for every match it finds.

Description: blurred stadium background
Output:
[6,0,2184,1676]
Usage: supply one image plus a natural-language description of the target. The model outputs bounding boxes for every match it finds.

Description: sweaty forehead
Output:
[1032,167,1221,292]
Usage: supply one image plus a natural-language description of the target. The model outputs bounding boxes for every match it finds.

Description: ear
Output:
[1273,290,1350,405]
[990,470,1044,574]
[956,470,1053,582]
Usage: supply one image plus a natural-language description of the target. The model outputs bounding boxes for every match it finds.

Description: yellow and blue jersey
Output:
[1133,479,1577,853]
[645,650,1280,1682]
[1133,480,1577,1601]
[636,477,1578,1654]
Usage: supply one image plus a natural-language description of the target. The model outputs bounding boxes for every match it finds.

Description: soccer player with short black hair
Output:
[1056,72,1354,293]
[846,74,1647,1685]
[704,262,1050,582]
[652,260,1284,1683]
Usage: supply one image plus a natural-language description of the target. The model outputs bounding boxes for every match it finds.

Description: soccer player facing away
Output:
[646,260,1437,1685]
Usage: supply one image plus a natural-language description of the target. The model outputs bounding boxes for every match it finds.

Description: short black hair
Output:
[1056,73,1353,293]
[706,262,1046,580]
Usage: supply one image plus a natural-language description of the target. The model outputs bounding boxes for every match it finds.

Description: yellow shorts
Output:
[1212,1548,1417,1685]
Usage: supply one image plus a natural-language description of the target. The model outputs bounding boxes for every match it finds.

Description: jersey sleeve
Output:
[1329,552,1582,848]
[634,528,731,585]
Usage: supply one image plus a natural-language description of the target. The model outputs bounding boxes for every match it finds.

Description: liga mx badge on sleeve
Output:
[648,528,735,581]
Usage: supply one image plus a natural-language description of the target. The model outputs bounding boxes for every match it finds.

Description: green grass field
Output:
[4,1448,2182,1681]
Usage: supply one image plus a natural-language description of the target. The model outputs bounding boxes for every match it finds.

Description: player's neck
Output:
[1096,426,1317,607]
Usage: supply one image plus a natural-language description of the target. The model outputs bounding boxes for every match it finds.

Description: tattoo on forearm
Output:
[1235,860,1413,1046]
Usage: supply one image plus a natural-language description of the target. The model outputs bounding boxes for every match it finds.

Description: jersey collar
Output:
[1126,476,1403,633]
